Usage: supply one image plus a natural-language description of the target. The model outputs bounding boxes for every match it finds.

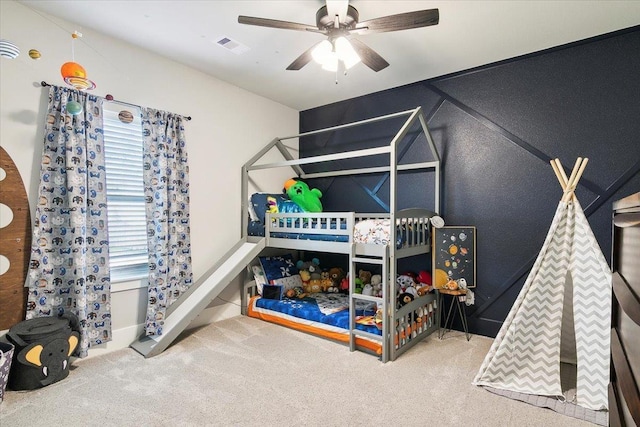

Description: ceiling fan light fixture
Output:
[311,40,332,65]
[334,37,360,69]
[321,53,339,72]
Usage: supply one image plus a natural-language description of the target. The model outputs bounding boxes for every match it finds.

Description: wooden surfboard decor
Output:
[0,146,31,330]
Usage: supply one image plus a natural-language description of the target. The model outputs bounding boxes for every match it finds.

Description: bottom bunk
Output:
[244,288,439,361]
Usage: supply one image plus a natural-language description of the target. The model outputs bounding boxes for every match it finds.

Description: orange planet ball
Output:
[434,269,448,289]
[60,61,86,79]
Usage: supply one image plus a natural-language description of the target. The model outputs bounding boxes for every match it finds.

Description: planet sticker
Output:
[118,110,134,124]
[449,244,458,255]
[460,247,468,255]
[459,232,467,241]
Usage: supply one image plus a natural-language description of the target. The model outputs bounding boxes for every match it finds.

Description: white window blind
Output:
[103,102,148,282]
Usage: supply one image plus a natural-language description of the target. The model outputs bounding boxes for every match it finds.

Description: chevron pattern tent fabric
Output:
[473,158,611,414]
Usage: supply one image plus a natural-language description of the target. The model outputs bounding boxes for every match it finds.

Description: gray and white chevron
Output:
[569,200,612,410]
[473,200,612,412]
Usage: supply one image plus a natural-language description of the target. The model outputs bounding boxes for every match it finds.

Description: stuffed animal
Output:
[283,178,323,212]
[397,292,415,308]
[339,277,349,293]
[417,285,433,296]
[285,286,307,299]
[354,278,363,294]
[299,269,311,286]
[370,274,382,297]
[444,278,459,290]
[329,267,346,288]
[304,280,323,294]
[358,269,372,285]
[396,274,416,293]
[362,283,373,296]
[417,270,432,286]
[297,258,321,280]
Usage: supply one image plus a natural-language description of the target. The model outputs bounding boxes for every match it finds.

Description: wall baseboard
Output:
[82,302,240,358]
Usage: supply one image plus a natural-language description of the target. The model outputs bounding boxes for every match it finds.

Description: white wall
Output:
[0,1,299,356]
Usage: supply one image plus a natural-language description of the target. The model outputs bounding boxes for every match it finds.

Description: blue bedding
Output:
[255,294,381,336]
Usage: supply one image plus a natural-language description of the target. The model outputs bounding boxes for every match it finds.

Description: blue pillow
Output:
[250,193,287,224]
[250,193,305,224]
[259,254,299,283]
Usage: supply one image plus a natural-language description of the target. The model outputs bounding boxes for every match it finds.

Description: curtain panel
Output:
[26,86,111,357]
[141,108,193,336]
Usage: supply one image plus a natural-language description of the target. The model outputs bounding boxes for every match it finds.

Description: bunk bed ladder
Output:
[350,245,390,362]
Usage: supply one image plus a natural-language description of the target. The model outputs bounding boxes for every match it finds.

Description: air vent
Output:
[214,36,249,55]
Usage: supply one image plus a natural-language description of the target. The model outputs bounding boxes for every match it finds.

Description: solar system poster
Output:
[433,226,476,288]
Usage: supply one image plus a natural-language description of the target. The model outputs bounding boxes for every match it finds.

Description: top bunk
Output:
[242,106,442,259]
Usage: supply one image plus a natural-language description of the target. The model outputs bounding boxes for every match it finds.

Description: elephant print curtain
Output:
[141,108,193,336]
[25,85,111,357]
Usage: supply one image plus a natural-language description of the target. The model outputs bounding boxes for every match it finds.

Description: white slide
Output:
[130,237,266,358]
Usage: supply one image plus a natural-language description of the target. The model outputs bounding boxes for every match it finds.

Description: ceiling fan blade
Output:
[238,15,321,33]
[354,8,439,34]
[325,0,349,24]
[286,42,322,71]
[349,39,389,72]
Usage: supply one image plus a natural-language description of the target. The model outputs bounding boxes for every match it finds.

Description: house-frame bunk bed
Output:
[240,107,442,362]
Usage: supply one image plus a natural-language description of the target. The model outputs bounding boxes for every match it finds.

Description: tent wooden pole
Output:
[550,159,566,189]
[562,157,588,203]
[552,157,590,203]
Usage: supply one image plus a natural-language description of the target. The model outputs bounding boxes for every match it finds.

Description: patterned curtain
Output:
[141,108,193,336]
[26,86,111,357]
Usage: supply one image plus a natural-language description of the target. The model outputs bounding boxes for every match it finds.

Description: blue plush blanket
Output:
[255,293,381,335]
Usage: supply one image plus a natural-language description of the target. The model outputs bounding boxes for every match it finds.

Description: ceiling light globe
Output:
[334,37,360,69]
[321,53,338,72]
[311,40,332,65]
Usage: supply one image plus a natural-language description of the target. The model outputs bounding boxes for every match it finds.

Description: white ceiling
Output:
[19,0,640,111]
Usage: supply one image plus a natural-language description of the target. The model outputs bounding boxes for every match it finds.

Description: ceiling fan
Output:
[238,0,439,72]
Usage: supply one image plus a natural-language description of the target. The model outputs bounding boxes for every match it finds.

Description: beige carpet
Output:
[1,316,594,426]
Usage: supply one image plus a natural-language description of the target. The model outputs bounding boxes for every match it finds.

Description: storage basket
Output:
[6,315,79,391]
[0,341,14,402]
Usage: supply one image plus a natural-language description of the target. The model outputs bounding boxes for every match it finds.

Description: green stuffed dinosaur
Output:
[283,178,323,212]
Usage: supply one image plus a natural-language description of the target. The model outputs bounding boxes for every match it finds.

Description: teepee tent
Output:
[473,158,612,413]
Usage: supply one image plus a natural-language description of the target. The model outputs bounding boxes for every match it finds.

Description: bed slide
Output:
[130,237,266,358]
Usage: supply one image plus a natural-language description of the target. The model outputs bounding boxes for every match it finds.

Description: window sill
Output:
[111,277,148,293]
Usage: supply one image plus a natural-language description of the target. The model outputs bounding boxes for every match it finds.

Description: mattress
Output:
[247,294,383,355]
[251,217,429,247]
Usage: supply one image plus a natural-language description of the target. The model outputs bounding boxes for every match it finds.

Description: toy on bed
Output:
[416,270,433,295]
[283,178,323,212]
[297,258,321,280]
[328,267,345,293]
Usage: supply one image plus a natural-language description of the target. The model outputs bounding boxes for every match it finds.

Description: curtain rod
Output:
[40,81,192,121]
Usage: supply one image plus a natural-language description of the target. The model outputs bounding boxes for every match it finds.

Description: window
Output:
[102,102,148,282]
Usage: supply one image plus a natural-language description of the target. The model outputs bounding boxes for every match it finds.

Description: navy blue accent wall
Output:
[299,27,640,337]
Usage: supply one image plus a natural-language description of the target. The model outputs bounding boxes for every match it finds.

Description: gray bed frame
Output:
[240,106,443,362]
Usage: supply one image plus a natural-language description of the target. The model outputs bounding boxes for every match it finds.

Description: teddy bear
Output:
[328,267,345,286]
[358,269,372,285]
[370,274,382,297]
[397,292,415,309]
